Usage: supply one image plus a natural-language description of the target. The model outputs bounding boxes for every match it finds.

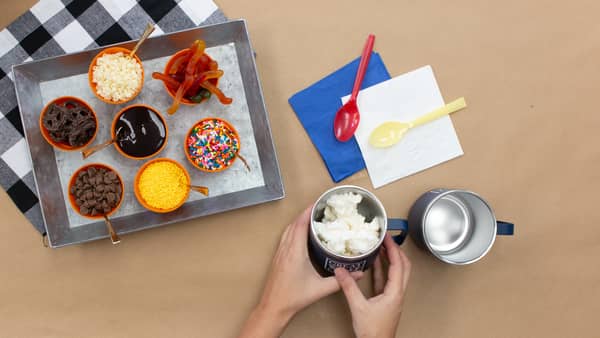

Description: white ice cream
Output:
[313,192,381,256]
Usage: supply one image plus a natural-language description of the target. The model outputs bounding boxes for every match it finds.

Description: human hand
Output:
[239,206,363,338]
[335,233,411,338]
[260,205,364,317]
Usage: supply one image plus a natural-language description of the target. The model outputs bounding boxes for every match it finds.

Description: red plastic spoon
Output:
[333,34,376,142]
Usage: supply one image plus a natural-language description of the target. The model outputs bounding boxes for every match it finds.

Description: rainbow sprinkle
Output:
[187,118,240,171]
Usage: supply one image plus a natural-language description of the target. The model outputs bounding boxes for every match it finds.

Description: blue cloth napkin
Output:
[288,52,391,182]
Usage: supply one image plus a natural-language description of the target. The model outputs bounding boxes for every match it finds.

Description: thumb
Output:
[334,268,365,309]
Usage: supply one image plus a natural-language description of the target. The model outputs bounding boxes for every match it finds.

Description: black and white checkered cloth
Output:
[0,0,227,234]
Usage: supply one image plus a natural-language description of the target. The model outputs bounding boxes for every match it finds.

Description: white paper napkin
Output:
[341,65,463,188]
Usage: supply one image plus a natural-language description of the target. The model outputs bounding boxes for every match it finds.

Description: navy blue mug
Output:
[308,185,408,277]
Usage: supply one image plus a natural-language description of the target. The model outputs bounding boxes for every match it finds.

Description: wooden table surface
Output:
[1,1,598,337]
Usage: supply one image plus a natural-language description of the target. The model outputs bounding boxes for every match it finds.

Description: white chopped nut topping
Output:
[92,52,142,102]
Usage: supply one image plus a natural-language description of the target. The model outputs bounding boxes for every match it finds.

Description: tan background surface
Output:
[1,0,599,337]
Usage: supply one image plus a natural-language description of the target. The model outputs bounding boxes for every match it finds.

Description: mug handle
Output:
[497,221,514,235]
[387,218,409,245]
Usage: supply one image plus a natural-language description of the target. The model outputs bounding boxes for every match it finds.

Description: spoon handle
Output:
[81,139,115,159]
[103,215,121,245]
[189,185,209,196]
[350,34,376,101]
[410,97,467,128]
[130,23,155,57]
[237,153,251,172]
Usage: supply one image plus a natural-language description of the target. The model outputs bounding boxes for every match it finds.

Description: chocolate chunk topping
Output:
[70,166,122,217]
[42,100,96,147]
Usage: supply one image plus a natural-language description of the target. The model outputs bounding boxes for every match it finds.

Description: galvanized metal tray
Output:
[13,20,284,247]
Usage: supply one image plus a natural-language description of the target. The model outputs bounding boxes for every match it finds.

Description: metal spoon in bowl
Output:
[81,138,115,159]
[130,23,155,57]
[189,185,209,196]
[81,129,131,159]
[369,97,467,148]
[103,214,120,244]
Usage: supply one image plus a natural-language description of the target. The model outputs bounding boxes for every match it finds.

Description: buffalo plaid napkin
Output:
[0,0,227,234]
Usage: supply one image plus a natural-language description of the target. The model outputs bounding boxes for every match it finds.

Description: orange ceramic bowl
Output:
[134,158,191,213]
[39,96,98,151]
[110,104,168,160]
[184,117,241,173]
[162,48,219,106]
[68,163,124,219]
[88,46,144,104]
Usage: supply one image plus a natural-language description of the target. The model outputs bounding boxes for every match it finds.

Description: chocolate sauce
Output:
[114,106,166,158]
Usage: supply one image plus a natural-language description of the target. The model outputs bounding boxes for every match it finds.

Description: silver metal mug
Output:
[407,189,514,265]
[308,185,408,277]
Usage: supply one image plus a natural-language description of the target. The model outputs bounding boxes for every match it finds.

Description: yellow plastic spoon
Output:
[369,97,467,148]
